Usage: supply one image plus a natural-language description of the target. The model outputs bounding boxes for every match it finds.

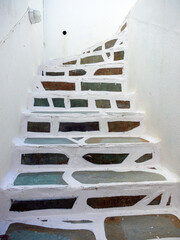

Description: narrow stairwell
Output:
[0,19,180,240]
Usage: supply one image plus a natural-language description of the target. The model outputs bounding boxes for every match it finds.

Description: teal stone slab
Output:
[85,137,149,144]
[81,82,122,92]
[14,172,67,186]
[105,214,180,240]
[72,171,166,184]
[33,111,99,114]
[52,98,65,108]
[7,223,96,240]
[34,98,49,107]
[70,99,88,108]
[24,138,76,145]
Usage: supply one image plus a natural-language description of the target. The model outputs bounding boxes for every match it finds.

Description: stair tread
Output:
[19,136,150,145]
[13,169,167,187]
[5,214,180,240]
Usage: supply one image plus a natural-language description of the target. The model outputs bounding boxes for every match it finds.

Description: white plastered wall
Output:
[43,0,137,60]
[0,0,44,183]
[127,0,180,177]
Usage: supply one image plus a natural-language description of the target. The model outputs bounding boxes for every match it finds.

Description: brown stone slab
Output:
[94,68,122,75]
[27,122,50,133]
[108,121,140,132]
[59,122,99,132]
[121,22,127,32]
[116,100,130,109]
[87,195,146,208]
[135,153,153,163]
[42,82,75,91]
[105,39,117,49]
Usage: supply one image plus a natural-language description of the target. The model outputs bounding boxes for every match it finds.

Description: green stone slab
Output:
[70,99,88,108]
[85,137,149,144]
[81,82,122,92]
[72,171,166,184]
[95,100,111,108]
[6,223,96,240]
[80,55,104,64]
[114,51,124,61]
[34,98,49,107]
[21,153,69,165]
[105,214,180,240]
[14,172,67,186]
[52,98,65,108]
[24,138,75,145]
[93,46,102,51]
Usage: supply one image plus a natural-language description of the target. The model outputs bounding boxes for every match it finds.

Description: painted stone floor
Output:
[5,214,180,240]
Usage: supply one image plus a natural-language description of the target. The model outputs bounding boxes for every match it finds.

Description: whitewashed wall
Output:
[0,0,44,183]
[128,0,180,177]
[44,0,137,60]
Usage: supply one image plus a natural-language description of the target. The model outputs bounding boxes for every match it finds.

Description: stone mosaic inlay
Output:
[10,198,76,211]
[42,82,75,91]
[72,171,166,184]
[83,153,129,165]
[6,224,96,240]
[14,172,67,186]
[81,82,122,92]
[59,122,99,132]
[27,122,50,133]
[108,121,140,132]
[21,153,69,165]
[87,195,146,208]
[94,68,122,75]
[105,214,180,240]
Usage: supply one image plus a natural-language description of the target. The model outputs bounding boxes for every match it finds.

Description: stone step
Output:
[21,111,145,138]
[28,91,135,112]
[43,46,126,70]
[41,62,125,80]
[12,136,159,170]
[2,213,180,240]
[1,169,177,218]
[34,75,127,93]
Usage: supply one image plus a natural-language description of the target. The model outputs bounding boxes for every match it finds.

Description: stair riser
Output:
[28,93,134,112]
[21,114,145,137]
[1,184,175,219]
[34,77,127,93]
[12,143,158,169]
[41,62,125,78]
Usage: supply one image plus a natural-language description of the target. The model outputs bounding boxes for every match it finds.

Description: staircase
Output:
[0,19,180,240]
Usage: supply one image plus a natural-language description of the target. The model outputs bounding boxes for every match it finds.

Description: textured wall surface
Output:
[0,0,44,183]
[43,0,137,60]
[128,0,180,177]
